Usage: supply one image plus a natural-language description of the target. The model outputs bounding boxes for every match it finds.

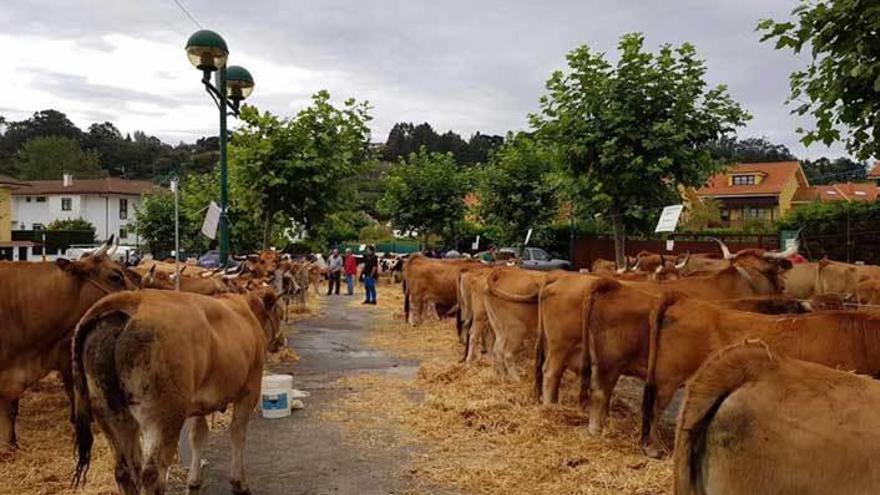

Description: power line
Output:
[169,0,202,29]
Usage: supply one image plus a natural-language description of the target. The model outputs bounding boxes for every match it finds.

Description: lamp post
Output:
[185,30,255,267]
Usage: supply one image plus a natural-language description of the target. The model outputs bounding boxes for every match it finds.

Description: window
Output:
[32,223,45,230]
[732,175,755,185]
[36,196,47,203]
[744,207,767,219]
[61,197,72,211]
[119,198,128,220]
[720,209,730,222]
[530,248,551,261]
[119,226,128,239]
[25,196,31,203]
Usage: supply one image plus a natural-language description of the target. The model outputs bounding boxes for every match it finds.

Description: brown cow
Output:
[456,265,494,362]
[139,265,230,295]
[641,293,880,457]
[403,254,478,326]
[0,238,137,448]
[780,261,818,298]
[72,288,284,494]
[674,340,880,495]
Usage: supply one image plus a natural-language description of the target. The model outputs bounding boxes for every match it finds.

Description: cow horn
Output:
[708,237,733,260]
[675,252,690,270]
[764,240,799,260]
[631,257,641,272]
[94,234,114,256]
[107,236,119,256]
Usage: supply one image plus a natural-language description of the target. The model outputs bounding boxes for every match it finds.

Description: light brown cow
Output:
[641,293,880,457]
[674,340,880,495]
[403,254,479,326]
[0,239,136,449]
[482,267,557,379]
[780,261,818,297]
[72,288,284,495]
[456,265,494,362]
[139,265,230,295]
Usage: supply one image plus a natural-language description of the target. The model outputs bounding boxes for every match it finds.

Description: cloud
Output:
[0,0,853,158]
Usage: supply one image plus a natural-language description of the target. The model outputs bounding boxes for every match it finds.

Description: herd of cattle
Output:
[403,240,880,494]
[0,237,339,494]
[3,234,879,494]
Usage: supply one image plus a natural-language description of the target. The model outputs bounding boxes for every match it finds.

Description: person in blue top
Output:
[361,245,378,305]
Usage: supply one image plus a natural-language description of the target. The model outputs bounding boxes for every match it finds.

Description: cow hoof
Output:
[230,480,250,495]
[187,482,202,492]
[641,444,665,459]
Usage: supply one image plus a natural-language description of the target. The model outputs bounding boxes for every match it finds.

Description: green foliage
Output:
[358,223,395,243]
[314,211,372,246]
[379,148,471,243]
[47,217,97,238]
[759,1,880,160]
[382,122,503,165]
[530,33,750,262]
[134,191,181,257]
[779,200,880,262]
[14,136,103,180]
[230,91,373,247]
[801,157,867,185]
[704,136,796,164]
[682,196,722,231]
[476,133,561,245]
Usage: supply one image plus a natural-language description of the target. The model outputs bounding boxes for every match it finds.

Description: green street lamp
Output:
[185,29,254,267]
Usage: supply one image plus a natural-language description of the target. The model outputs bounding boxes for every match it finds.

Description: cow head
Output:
[709,238,796,292]
[56,238,140,294]
[247,288,284,352]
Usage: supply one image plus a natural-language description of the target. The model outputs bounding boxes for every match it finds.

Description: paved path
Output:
[180,294,417,495]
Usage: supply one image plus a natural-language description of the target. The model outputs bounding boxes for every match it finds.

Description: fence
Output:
[571,232,781,270]
[337,240,421,255]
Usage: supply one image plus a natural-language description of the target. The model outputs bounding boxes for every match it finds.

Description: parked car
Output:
[498,246,572,271]
[198,250,222,268]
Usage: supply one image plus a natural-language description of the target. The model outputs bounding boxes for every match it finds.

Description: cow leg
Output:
[641,385,675,459]
[588,365,622,436]
[95,414,143,495]
[0,397,19,449]
[141,417,184,495]
[229,382,259,494]
[186,416,209,490]
[541,354,566,405]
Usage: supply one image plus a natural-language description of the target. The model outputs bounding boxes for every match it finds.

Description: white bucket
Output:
[261,374,293,419]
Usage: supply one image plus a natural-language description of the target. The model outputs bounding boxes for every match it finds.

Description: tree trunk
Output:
[610,206,626,268]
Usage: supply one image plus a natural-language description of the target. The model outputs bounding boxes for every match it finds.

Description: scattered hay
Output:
[267,345,300,365]
[326,291,673,495]
[0,374,117,495]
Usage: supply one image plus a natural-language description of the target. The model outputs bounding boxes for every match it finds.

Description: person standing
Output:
[326,248,343,295]
[343,248,358,296]
[362,245,378,305]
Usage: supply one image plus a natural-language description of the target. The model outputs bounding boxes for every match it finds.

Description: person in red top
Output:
[343,248,358,296]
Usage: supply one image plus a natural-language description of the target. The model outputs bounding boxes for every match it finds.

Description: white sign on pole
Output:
[524,228,533,246]
[471,235,480,251]
[654,205,684,233]
[666,239,675,252]
[201,201,221,240]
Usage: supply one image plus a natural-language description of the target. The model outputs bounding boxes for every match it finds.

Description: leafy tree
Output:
[381,122,503,165]
[47,217,97,237]
[801,157,867,185]
[134,190,185,257]
[476,133,560,245]
[14,136,104,180]
[530,33,751,265]
[314,211,372,246]
[759,2,880,160]
[230,91,373,247]
[705,136,796,163]
[379,148,470,245]
[359,223,395,243]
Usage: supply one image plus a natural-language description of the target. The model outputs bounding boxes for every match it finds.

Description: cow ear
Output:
[56,258,82,274]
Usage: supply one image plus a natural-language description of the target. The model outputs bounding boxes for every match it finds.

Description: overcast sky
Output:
[0,0,849,159]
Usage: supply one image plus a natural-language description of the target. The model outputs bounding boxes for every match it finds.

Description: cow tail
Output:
[673,341,775,494]
[533,281,547,401]
[71,310,131,488]
[580,277,620,409]
[403,278,410,321]
[641,291,681,444]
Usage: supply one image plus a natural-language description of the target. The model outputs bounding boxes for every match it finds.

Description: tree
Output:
[381,122,503,165]
[801,157,867,185]
[14,136,104,180]
[705,136,796,163]
[134,190,182,257]
[379,148,470,245]
[530,34,751,265]
[759,2,880,160]
[229,92,373,248]
[47,218,97,241]
[477,133,560,245]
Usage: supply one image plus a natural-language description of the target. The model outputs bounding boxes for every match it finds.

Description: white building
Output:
[11,177,159,245]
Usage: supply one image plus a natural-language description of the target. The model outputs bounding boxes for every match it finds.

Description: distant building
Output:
[867,162,880,185]
[10,176,160,244]
[695,161,879,228]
